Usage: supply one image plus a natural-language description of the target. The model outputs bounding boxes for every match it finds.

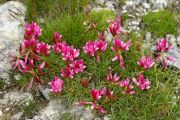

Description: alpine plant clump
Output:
[13,16,176,114]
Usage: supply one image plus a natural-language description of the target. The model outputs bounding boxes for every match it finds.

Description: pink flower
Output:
[100,87,107,96]
[25,22,42,39]
[95,40,107,52]
[61,66,74,79]
[38,61,46,72]
[61,46,80,62]
[79,101,106,114]
[70,59,86,74]
[133,74,151,90]
[91,103,106,114]
[52,32,62,43]
[109,16,121,36]
[156,38,172,52]
[91,88,101,101]
[112,54,125,69]
[119,78,135,95]
[52,42,67,54]
[107,70,120,83]
[23,38,39,52]
[111,39,131,69]
[137,56,155,70]
[83,41,98,57]
[50,76,64,93]
[161,56,175,69]
[112,38,131,52]
[37,42,51,56]
[155,38,175,69]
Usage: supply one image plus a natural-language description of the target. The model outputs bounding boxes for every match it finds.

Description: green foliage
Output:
[0,78,5,89]
[22,100,37,117]
[41,13,97,48]
[59,113,73,120]
[24,0,94,22]
[143,10,177,37]
[90,9,115,31]
[16,0,179,119]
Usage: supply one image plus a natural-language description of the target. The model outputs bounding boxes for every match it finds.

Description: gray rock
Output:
[0,91,33,107]
[11,112,23,120]
[126,1,134,6]
[0,110,2,117]
[91,7,111,12]
[104,31,113,42]
[177,36,180,46]
[105,2,116,11]
[39,87,50,100]
[145,32,152,41]
[168,46,180,69]
[29,99,100,120]
[142,3,151,9]
[0,1,26,84]
[96,0,105,5]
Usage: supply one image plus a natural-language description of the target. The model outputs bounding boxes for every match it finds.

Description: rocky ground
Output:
[0,0,179,120]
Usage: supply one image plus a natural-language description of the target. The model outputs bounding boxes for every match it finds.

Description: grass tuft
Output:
[143,10,177,37]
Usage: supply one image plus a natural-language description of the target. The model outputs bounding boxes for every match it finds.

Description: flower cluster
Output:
[137,56,155,70]
[133,74,151,90]
[50,76,64,93]
[13,22,49,89]
[106,71,151,95]
[13,16,176,115]
[109,16,121,37]
[107,70,135,95]
[52,32,86,79]
[25,22,42,39]
[83,39,107,62]
[111,38,131,69]
[155,38,175,68]
[79,87,114,113]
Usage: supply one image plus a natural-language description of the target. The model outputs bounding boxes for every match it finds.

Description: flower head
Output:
[107,70,120,83]
[50,76,64,93]
[109,16,121,36]
[37,42,51,56]
[61,66,74,79]
[25,22,42,39]
[119,78,135,95]
[95,40,107,52]
[52,32,62,43]
[155,38,175,69]
[133,74,151,90]
[52,42,67,54]
[61,46,80,62]
[112,38,131,52]
[83,41,98,57]
[156,38,172,53]
[70,59,86,74]
[91,88,102,101]
[137,56,155,70]
[23,38,39,53]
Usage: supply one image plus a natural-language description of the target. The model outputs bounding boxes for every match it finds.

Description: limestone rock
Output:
[0,1,26,84]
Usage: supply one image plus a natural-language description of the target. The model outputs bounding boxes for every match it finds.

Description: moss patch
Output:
[143,10,177,37]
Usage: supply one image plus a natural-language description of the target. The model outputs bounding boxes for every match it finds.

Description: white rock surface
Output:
[1,91,33,106]
[29,99,97,120]
[0,1,26,83]
[168,46,180,69]
[11,112,23,120]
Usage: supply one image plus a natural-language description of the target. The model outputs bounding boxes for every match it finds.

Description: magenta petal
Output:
[38,62,46,71]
